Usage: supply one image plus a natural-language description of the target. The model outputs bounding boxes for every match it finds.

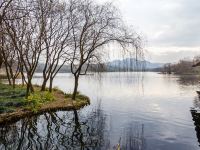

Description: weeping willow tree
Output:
[67,0,143,100]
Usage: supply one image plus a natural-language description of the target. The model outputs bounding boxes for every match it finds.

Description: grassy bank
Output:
[0,83,90,125]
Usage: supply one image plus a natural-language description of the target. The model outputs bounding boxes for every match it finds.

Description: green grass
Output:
[0,83,27,113]
[0,83,90,114]
[26,91,54,113]
[0,83,55,113]
[65,92,90,101]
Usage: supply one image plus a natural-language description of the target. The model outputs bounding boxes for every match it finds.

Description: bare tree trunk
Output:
[49,77,53,92]
[26,81,30,98]
[41,79,47,91]
[26,77,34,98]
[21,71,25,86]
[21,77,25,86]
[5,64,11,85]
[0,54,3,69]
[30,83,34,92]
[72,75,79,100]
[12,78,15,89]
[20,65,25,86]
[7,65,17,89]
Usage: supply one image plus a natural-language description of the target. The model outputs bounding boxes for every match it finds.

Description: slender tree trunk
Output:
[12,78,15,89]
[26,81,30,98]
[72,75,79,100]
[21,66,25,86]
[21,75,25,86]
[0,54,3,69]
[26,77,34,98]
[30,82,34,92]
[5,64,11,85]
[49,77,53,92]
[41,79,47,91]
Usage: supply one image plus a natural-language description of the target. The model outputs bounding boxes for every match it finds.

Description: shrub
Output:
[42,91,54,102]
[27,91,54,112]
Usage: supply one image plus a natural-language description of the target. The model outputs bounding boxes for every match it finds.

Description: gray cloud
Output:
[114,0,200,47]
[100,0,200,62]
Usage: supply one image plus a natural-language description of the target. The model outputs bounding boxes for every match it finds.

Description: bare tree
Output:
[1,0,143,100]
[162,63,171,74]
[0,0,25,68]
[1,35,21,87]
[0,0,13,68]
[68,0,143,100]
[3,0,46,96]
[40,0,72,92]
[193,55,200,67]
[0,0,15,29]
[0,0,26,85]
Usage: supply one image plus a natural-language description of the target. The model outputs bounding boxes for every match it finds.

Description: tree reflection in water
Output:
[191,96,200,147]
[177,75,200,86]
[111,123,145,150]
[0,103,146,150]
[175,74,200,148]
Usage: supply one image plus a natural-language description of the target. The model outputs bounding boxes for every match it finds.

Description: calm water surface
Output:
[0,72,200,150]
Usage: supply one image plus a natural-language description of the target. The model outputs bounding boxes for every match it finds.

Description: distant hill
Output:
[105,58,164,72]
[35,58,164,73]
[35,64,71,73]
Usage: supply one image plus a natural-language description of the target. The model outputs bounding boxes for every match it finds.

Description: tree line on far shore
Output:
[0,0,143,99]
[160,56,200,75]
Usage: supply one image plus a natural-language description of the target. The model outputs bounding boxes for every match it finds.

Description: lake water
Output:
[0,72,200,150]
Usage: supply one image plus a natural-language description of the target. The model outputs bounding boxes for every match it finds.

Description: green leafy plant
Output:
[27,91,54,112]
[42,91,54,102]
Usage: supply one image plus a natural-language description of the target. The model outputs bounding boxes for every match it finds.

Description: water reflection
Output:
[177,75,200,86]
[0,106,108,149]
[191,96,200,147]
[118,123,145,150]
[0,103,146,150]
[3,72,200,149]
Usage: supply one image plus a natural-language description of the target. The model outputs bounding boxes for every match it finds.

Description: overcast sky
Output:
[101,0,200,63]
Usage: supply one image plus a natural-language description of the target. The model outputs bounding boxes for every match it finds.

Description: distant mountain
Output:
[35,58,164,73]
[143,61,164,69]
[35,63,71,73]
[105,58,164,72]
